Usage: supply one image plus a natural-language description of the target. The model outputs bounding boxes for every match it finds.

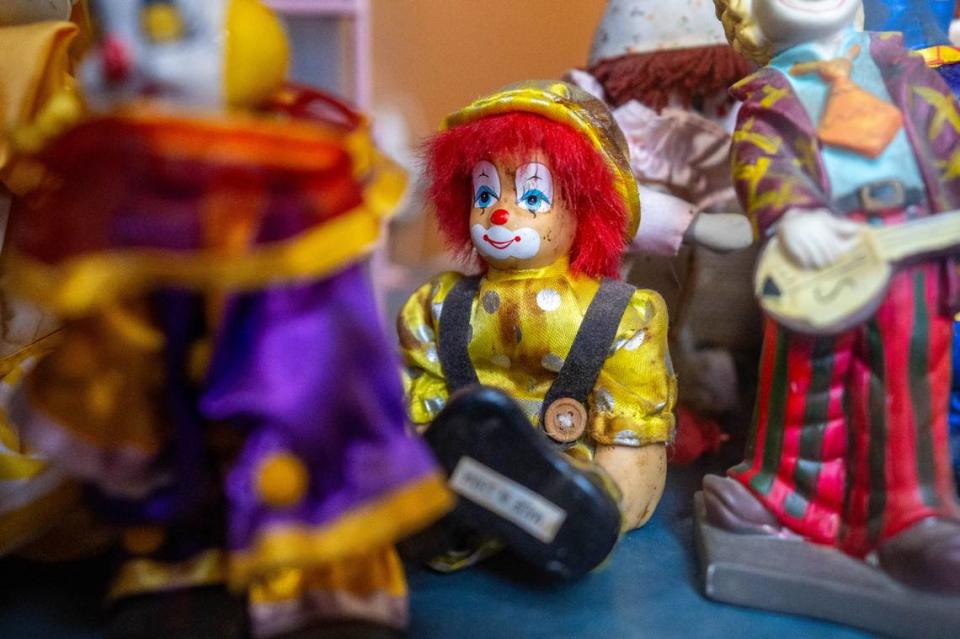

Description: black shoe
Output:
[422,386,621,580]
[105,585,247,639]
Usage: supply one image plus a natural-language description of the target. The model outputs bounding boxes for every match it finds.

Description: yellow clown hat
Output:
[441,80,641,241]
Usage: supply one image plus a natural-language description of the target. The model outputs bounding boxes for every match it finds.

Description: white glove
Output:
[776,208,863,269]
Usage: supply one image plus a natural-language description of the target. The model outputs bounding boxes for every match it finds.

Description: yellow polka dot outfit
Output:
[399,257,677,459]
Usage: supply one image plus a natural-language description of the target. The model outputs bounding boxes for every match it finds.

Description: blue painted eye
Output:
[518,189,551,213]
[474,185,499,208]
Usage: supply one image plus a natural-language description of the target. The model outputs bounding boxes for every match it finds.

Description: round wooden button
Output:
[544,398,587,443]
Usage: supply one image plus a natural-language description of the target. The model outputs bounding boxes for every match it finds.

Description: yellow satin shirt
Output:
[398,258,677,458]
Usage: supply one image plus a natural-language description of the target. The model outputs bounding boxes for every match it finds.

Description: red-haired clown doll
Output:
[398,81,677,578]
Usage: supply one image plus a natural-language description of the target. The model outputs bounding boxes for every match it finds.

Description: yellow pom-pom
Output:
[256,453,309,508]
[141,4,185,43]
[224,0,290,109]
[123,526,166,555]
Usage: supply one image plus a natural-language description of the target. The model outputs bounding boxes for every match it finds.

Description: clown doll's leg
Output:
[859,265,960,592]
[707,318,855,545]
[951,314,959,489]
[249,546,407,638]
[593,444,667,530]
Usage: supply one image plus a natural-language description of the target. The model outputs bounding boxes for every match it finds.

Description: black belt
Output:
[833,179,925,214]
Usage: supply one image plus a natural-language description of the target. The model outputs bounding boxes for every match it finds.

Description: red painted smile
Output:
[483,234,522,250]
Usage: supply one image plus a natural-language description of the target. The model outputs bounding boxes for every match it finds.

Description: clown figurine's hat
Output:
[442,80,641,240]
[588,0,730,65]
[584,0,752,112]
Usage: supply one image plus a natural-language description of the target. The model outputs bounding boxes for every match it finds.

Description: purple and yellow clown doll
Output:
[864,0,960,491]
[698,0,960,628]
[6,1,451,638]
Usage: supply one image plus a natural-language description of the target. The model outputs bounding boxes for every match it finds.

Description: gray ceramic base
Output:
[693,492,960,638]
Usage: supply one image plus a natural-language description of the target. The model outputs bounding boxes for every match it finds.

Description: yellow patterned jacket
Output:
[399,258,676,460]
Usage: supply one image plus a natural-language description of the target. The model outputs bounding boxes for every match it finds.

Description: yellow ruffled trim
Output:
[109,549,227,601]
[10,200,385,319]
[250,546,407,605]
[228,472,452,589]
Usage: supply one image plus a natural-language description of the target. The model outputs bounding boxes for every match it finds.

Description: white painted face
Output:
[82,0,228,110]
[0,0,76,25]
[754,0,862,48]
[467,157,576,271]
[514,162,554,215]
[470,160,543,261]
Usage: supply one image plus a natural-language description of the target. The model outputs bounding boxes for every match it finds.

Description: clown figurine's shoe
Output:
[876,518,960,595]
[419,386,622,580]
[695,475,960,638]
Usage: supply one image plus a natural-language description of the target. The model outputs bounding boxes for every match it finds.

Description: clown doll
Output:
[399,81,676,579]
[568,0,760,463]
[698,0,960,629]
[863,0,960,506]
[8,1,450,637]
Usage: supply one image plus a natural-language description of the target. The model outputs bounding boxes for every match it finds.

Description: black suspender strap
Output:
[538,278,636,425]
[437,274,636,441]
[438,275,482,392]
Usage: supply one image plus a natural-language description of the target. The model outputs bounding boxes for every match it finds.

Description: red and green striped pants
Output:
[730,260,959,558]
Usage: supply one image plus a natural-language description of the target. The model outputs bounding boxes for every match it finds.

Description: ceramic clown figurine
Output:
[569,0,763,464]
[572,0,755,256]
[698,0,960,631]
[8,1,450,638]
[863,0,960,504]
[399,81,676,579]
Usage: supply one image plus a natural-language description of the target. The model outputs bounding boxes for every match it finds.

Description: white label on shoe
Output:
[449,457,567,544]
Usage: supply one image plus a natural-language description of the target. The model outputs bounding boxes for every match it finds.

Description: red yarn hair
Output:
[424,112,629,278]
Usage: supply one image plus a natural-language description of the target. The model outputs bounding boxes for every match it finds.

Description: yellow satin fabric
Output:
[0,20,83,195]
[399,258,677,456]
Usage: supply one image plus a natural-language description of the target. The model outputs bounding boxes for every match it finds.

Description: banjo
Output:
[755,209,960,334]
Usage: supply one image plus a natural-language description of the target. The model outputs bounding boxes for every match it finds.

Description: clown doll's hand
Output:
[776,208,862,269]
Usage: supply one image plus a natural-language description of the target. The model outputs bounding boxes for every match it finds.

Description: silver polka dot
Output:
[641,300,655,323]
[482,291,501,314]
[536,288,562,312]
[431,302,443,322]
[595,387,615,412]
[624,330,646,351]
[424,396,446,416]
[516,399,544,420]
[609,337,627,356]
[414,324,435,343]
[490,353,512,369]
[613,431,641,446]
[541,353,564,373]
[426,345,439,363]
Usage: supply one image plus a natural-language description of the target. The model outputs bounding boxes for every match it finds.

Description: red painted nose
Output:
[490,209,510,226]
